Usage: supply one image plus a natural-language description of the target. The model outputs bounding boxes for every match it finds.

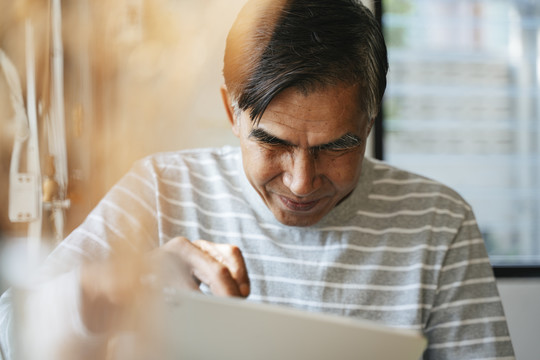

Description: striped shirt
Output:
[0,146,515,359]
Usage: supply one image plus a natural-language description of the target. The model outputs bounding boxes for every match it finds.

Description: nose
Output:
[282,149,321,196]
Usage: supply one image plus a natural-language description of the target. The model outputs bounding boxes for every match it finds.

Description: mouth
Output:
[278,195,321,212]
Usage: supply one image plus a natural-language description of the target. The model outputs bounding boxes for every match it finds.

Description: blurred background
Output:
[382,0,540,267]
[380,1,540,358]
[0,0,244,245]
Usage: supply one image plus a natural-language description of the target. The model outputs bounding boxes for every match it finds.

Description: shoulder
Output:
[364,157,472,214]
[133,146,241,176]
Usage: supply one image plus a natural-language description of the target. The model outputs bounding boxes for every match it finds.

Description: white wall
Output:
[497,279,540,360]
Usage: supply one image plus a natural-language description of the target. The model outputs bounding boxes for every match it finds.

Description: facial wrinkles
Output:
[249,126,362,161]
[263,91,360,144]
[232,82,371,227]
[258,114,351,150]
[270,93,347,119]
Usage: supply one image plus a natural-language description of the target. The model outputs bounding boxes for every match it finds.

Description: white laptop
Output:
[154,290,427,360]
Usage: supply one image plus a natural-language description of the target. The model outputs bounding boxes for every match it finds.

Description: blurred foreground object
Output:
[0,241,168,360]
[0,0,244,246]
[2,0,69,252]
[4,21,43,259]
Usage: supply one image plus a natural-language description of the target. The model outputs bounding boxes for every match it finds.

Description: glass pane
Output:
[382,0,540,265]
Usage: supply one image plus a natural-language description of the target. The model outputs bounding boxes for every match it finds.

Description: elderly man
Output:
[0,0,514,359]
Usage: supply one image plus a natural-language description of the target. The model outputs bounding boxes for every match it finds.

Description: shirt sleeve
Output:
[0,157,162,360]
[423,208,515,360]
[48,156,161,270]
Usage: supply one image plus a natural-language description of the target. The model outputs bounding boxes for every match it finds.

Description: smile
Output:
[278,196,321,212]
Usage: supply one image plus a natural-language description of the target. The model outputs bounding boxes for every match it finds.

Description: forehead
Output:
[248,84,367,141]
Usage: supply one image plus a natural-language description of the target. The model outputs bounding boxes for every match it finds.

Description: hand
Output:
[148,237,250,298]
[80,237,250,332]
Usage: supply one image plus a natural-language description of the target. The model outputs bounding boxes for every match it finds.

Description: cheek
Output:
[323,154,363,188]
[242,144,285,184]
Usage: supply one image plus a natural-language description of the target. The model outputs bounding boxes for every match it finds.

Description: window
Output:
[380,0,540,269]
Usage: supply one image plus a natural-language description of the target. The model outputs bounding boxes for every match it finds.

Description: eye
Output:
[324,146,347,152]
[266,144,294,155]
[317,145,359,156]
[256,138,283,148]
[262,137,285,146]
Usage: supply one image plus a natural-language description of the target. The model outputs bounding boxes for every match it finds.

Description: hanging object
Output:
[4,0,71,248]
[44,0,70,243]
[1,48,36,225]
[4,22,43,236]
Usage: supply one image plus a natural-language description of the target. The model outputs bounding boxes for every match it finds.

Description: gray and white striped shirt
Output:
[0,146,515,359]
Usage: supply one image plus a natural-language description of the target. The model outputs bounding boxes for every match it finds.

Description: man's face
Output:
[227,84,372,227]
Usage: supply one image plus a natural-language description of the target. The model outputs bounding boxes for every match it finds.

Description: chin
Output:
[273,211,325,227]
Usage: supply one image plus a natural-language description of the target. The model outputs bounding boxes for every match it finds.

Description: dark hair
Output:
[223,0,388,123]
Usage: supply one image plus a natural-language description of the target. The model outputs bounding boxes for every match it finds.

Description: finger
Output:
[193,240,250,297]
[163,237,243,297]
[214,243,250,297]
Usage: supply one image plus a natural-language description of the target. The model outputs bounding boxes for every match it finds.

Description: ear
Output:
[220,84,240,137]
[366,117,375,137]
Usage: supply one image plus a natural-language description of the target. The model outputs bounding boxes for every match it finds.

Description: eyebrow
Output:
[249,128,362,151]
[249,128,293,146]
